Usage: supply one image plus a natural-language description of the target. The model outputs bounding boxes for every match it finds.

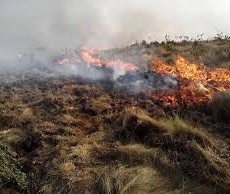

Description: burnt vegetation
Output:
[0,37,230,194]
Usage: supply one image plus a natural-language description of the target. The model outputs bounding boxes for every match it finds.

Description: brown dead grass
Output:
[106,144,213,193]
[90,96,112,113]
[208,92,230,123]
[2,81,230,193]
[94,166,169,194]
[116,108,230,193]
[1,38,230,193]
[0,128,22,146]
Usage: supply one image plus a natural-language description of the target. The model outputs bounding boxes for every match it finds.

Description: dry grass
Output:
[94,166,168,194]
[90,96,112,113]
[108,144,213,194]
[115,144,176,175]
[67,144,93,164]
[0,38,230,193]
[20,108,35,120]
[0,128,22,146]
[37,159,81,194]
[208,92,230,123]
[116,108,230,193]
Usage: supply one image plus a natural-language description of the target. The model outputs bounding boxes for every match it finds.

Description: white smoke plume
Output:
[0,0,229,73]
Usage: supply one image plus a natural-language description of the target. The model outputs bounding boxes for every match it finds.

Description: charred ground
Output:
[0,38,230,194]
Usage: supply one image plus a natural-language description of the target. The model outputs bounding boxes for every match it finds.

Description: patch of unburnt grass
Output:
[93,165,170,194]
[115,108,230,193]
[207,92,230,124]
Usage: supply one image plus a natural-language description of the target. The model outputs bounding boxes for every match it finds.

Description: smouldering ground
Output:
[0,38,230,194]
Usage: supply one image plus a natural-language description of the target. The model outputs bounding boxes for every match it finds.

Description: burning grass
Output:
[149,56,230,107]
[0,38,230,193]
[1,79,230,194]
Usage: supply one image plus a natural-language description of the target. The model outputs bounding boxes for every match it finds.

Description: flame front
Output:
[57,48,138,72]
[56,49,230,108]
[82,48,139,71]
[150,56,230,107]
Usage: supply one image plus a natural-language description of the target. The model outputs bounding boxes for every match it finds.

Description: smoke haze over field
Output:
[0,0,229,70]
[0,0,230,49]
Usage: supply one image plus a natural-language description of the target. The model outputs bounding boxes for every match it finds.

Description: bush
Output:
[0,142,27,191]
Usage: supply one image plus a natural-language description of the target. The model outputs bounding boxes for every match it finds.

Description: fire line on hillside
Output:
[56,48,230,108]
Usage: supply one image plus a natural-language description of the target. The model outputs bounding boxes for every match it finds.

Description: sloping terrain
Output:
[0,38,230,194]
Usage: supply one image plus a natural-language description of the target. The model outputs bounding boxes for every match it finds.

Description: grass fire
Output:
[1,1,230,194]
[0,37,230,194]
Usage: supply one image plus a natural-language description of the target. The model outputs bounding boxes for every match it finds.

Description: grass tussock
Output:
[115,144,213,194]
[0,38,230,193]
[115,144,173,171]
[116,108,230,193]
[94,166,168,194]
[68,144,93,164]
[0,115,14,128]
[0,129,22,149]
[90,96,112,112]
[208,92,230,123]
[20,108,35,121]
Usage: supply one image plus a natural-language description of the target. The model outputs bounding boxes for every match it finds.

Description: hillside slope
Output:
[0,38,230,194]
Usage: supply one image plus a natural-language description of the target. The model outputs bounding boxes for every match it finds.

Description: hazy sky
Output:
[0,0,229,50]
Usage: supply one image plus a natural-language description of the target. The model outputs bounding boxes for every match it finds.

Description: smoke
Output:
[1,0,229,48]
[0,0,229,74]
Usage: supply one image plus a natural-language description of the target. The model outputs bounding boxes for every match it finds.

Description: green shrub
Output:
[0,142,27,190]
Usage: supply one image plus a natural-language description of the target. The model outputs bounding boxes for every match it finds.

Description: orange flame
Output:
[150,56,230,107]
[56,49,230,108]
[57,48,138,72]
[81,48,139,71]
[152,57,207,82]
